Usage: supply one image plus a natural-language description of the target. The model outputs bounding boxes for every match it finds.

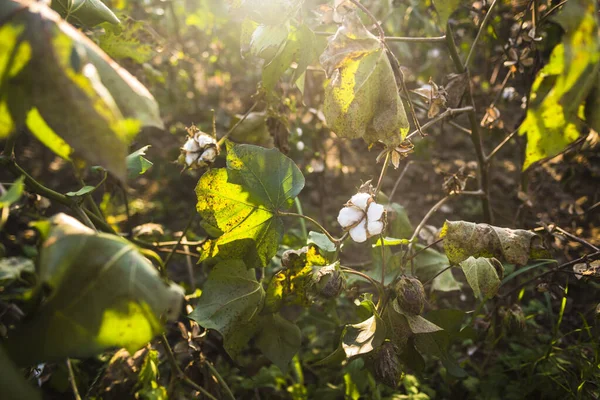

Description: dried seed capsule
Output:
[373,342,401,387]
[315,264,345,298]
[394,276,425,315]
[499,304,526,334]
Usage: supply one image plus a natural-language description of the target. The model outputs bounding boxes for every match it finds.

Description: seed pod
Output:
[314,264,345,298]
[373,342,401,387]
[499,304,526,334]
[178,127,219,169]
[394,276,425,315]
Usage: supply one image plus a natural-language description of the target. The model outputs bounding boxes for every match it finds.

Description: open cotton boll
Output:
[185,153,198,166]
[367,203,384,221]
[337,206,364,228]
[349,219,368,243]
[367,220,384,236]
[201,147,217,162]
[350,192,371,210]
[182,138,200,152]
[195,133,217,147]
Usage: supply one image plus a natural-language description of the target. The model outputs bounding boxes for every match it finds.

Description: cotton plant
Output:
[337,192,386,243]
[178,128,219,169]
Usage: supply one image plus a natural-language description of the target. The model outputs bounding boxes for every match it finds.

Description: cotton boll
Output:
[337,206,364,228]
[185,153,197,166]
[195,133,216,147]
[350,192,371,210]
[201,147,217,162]
[367,203,384,221]
[367,220,384,236]
[182,138,200,152]
[349,219,368,243]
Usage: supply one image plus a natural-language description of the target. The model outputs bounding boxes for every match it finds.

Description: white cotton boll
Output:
[367,203,384,222]
[350,192,371,211]
[201,147,217,162]
[367,220,384,236]
[337,206,363,228]
[349,219,368,243]
[185,153,197,166]
[182,138,200,152]
[195,133,216,148]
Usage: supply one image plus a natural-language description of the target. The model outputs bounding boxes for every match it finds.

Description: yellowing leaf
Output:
[321,15,408,147]
[519,0,600,169]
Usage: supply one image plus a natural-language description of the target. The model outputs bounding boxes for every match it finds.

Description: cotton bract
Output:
[179,132,218,169]
[337,193,385,243]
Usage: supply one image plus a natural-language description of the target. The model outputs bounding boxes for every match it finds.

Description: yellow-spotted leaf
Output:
[196,144,304,268]
[519,0,600,170]
[321,14,409,147]
[4,214,183,366]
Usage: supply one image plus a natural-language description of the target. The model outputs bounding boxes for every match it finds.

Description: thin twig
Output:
[341,266,384,298]
[163,210,198,269]
[464,0,498,69]
[278,211,340,247]
[204,362,236,400]
[550,225,600,252]
[405,106,474,140]
[424,265,454,286]
[375,152,391,196]
[161,334,218,400]
[349,0,385,40]
[66,359,82,400]
[217,101,260,147]
[314,31,446,42]
[486,129,518,162]
[388,161,413,204]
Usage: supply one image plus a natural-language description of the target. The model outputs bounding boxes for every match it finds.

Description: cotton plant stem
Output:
[161,334,218,400]
[375,152,391,196]
[445,25,493,223]
[204,362,236,400]
[388,160,413,204]
[464,0,498,69]
[341,266,384,300]
[486,129,518,162]
[314,31,446,43]
[405,106,474,140]
[216,100,260,147]
[163,210,197,270]
[277,211,340,247]
[66,359,82,400]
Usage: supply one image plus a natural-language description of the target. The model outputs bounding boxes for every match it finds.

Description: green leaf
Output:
[387,203,413,240]
[196,144,304,267]
[255,314,301,372]
[372,237,411,247]
[5,214,183,366]
[321,14,409,147]
[382,302,411,350]
[66,185,95,197]
[459,257,502,299]
[413,246,461,292]
[188,260,265,359]
[0,1,163,180]
[51,0,120,26]
[433,0,463,29]
[519,0,600,170]
[250,24,289,61]
[392,300,442,334]
[127,145,153,179]
[0,23,32,138]
[0,176,24,207]
[307,231,336,253]
[97,21,154,64]
[441,220,544,266]
[0,344,41,400]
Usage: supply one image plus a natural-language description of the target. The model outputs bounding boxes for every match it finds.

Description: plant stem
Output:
[464,0,498,69]
[204,361,236,400]
[278,211,339,247]
[216,100,260,147]
[445,25,493,223]
[294,197,308,240]
[314,31,446,43]
[486,129,518,162]
[66,359,82,400]
[163,209,197,270]
[349,0,385,40]
[405,106,474,140]
[379,234,386,285]
[423,265,454,286]
[375,152,390,196]
[341,266,384,299]
[161,334,218,400]
[388,160,413,204]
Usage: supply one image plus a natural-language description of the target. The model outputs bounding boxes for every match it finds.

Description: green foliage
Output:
[196,144,304,267]
[135,350,168,400]
[433,0,464,29]
[0,0,163,180]
[189,259,264,358]
[519,0,600,169]
[0,345,41,400]
[321,14,409,147]
[50,0,120,27]
[5,214,183,366]
[126,145,153,179]
[97,21,154,64]
[255,314,301,372]
[0,176,24,207]
[459,257,503,299]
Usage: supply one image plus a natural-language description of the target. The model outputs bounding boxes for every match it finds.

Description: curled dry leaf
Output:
[441,220,546,265]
